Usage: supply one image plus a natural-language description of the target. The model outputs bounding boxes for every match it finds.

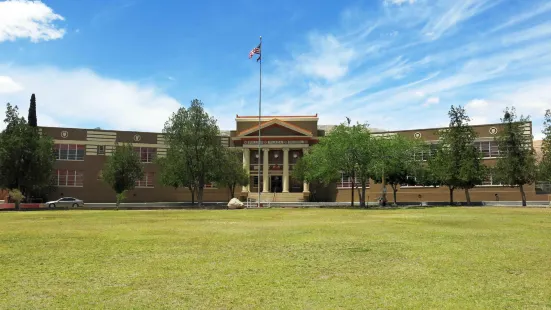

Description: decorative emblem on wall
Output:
[60,131,68,138]
[414,132,422,139]
[133,134,141,142]
[489,127,498,135]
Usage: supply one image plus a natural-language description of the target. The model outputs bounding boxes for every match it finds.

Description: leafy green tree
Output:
[157,151,198,204]
[458,144,487,205]
[101,143,144,208]
[295,120,374,208]
[214,148,249,200]
[428,105,479,205]
[0,103,55,202]
[28,94,37,127]
[493,107,537,206]
[162,99,223,206]
[370,134,422,204]
[538,109,551,183]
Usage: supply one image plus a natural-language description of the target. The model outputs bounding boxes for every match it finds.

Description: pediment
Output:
[238,119,313,137]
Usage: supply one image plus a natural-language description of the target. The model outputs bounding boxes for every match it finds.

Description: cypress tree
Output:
[28,94,37,127]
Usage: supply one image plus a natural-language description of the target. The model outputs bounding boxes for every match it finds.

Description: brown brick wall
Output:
[334,183,547,203]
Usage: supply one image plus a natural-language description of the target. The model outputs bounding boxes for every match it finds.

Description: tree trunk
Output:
[197,186,204,207]
[188,186,195,205]
[391,184,398,205]
[228,185,234,201]
[519,184,527,207]
[360,184,367,208]
[351,174,355,208]
[464,188,471,206]
[449,186,454,205]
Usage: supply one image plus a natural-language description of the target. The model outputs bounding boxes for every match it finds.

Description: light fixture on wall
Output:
[293,152,298,158]
[274,153,279,158]
[255,153,259,158]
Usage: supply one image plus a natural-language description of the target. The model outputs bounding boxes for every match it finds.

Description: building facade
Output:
[39,114,549,203]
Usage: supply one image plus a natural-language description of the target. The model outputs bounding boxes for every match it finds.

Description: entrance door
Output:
[271,176,282,193]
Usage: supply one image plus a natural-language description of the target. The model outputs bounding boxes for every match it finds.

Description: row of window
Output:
[53,144,157,163]
[53,169,155,188]
[333,173,504,189]
[412,140,503,161]
[52,170,216,188]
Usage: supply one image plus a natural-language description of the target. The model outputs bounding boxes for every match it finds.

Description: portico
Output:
[231,115,320,198]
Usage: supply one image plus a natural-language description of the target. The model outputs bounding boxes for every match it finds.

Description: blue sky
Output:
[0,0,550,138]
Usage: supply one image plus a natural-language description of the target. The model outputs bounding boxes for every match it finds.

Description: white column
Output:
[283,148,289,193]
[263,149,270,193]
[242,148,250,192]
[302,147,310,193]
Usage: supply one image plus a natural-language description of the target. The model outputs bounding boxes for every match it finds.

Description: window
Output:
[400,175,438,188]
[55,170,84,187]
[136,172,154,188]
[253,176,263,188]
[478,173,504,187]
[204,182,217,189]
[134,147,156,163]
[400,176,419,187]
[97,145,105,155]
[412,144,437,161]
[337,172,366,188]
[474,141,500,158]
[54,144,85,160]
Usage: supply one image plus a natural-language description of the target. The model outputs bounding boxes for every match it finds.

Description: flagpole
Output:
[257,35,262,208]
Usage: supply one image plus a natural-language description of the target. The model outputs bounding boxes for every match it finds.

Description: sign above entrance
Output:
[243,140,308,145]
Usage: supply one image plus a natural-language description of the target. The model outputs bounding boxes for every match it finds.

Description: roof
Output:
[237,118,313,136]
[236,114,318,119]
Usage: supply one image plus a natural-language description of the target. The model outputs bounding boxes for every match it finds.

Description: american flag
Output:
[249,43,261,60]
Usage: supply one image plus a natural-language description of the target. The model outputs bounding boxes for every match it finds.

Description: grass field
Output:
[1,207,550,309]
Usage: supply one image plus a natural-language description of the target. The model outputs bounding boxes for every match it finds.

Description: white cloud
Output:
[384,0,416,6]
[295,34,356,81]
[0,0,65,43]
[422,96,440,107]
[490,1,551,33]
[422,0,499,40]
[0,76,24,93]
[0,65,181,132]
[502,21,551,45]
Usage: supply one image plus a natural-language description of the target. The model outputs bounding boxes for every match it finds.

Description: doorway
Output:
[271,176,282,193]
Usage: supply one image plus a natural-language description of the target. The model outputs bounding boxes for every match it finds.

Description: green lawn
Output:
[1,208,550,309]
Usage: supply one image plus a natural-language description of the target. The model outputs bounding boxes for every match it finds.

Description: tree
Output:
[214,148,249,201]
[458,144,487,205]
[101,143,144,208]
[28,94,37,127]
[371,134,422,205]
[493,107,537,206]
[157,151,198,204]
[295,121,374,208]
[0,103,56,201]
[538,109,551,183]
[428,105,480,205]
[8,189,25,211]
[162,99,223,207]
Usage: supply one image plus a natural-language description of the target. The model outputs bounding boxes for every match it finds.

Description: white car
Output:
[45,197,85,208]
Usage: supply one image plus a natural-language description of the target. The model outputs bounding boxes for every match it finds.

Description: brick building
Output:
[39,114,549,203]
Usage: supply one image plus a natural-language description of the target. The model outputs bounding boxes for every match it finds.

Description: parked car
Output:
[45,197,85,208]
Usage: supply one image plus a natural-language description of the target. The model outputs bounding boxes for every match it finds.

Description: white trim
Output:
[238,119,313,137]
[54,139,167,148]
[236,117,318,122]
